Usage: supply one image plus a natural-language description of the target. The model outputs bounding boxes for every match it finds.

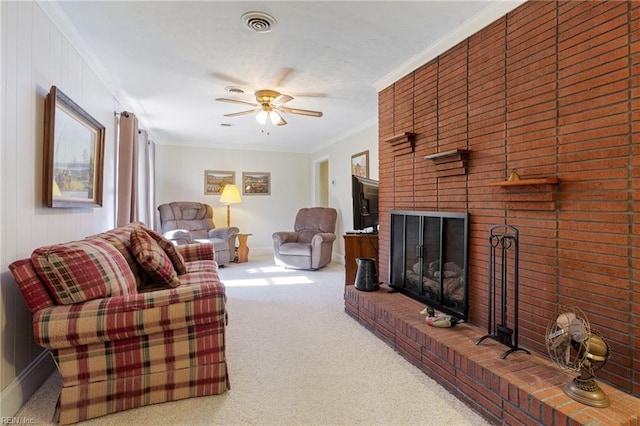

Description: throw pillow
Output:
[130,228,181,288]
[31,239,137,305]
[143,227,187,275]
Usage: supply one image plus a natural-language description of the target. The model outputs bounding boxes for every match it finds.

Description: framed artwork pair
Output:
[204,170,271,195]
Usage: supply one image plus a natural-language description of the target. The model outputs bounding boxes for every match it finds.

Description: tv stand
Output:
[343,233,379,285]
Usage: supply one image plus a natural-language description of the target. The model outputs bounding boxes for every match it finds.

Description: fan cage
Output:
[545,306,590,372]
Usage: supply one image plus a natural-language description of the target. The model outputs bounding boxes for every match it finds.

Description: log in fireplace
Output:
[389,211,469,321]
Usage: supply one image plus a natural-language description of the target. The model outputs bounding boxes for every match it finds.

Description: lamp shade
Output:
[219,184,242,204]
[256,110,269,125]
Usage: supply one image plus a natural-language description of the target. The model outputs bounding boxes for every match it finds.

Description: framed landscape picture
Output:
[351,150,369,178]
[204,170,235,195]
[242,172,270,195]
[43,86,105,208]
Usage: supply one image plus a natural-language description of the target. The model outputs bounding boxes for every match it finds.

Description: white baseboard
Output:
[0,350,55,418]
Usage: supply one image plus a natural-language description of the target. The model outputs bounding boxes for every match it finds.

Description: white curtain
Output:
[116,112,155,227]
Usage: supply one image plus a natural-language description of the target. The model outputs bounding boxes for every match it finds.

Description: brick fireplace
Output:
[363,0,638,418]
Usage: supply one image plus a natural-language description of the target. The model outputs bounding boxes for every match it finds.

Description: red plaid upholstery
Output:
[130,228,181,288]
[185,259,217,273]
[33,274,224,348]
[90,222,149,289]
[144,227,187,275]
[9,224,229,425]
[176,242,215,263]
[8,259,55,312]
[31,239,137,304]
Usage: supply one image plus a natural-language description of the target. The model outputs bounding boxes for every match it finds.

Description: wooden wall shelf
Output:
[424,149,470,177]
[490,177,560,187]
[385,132,416,156]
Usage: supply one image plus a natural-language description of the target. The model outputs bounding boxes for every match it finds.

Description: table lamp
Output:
[219,184,242,227]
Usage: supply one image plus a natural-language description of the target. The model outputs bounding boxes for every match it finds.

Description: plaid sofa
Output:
[9,222,230,424]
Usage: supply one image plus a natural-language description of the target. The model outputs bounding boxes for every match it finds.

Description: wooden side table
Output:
[344,233,378,285]
[236,233,252,263]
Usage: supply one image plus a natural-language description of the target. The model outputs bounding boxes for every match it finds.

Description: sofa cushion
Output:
[31,239,137,305]
[130,228,180,288]
[90,222,148,289]
[144,227,187,275]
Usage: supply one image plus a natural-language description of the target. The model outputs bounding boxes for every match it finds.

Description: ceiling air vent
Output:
[225,86,244,94]
[241,11,277,33]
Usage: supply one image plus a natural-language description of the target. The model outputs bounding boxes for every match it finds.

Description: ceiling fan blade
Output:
[273,67,295,87]
[224,109,258,117]
[210,72,250,87]
[279,106,323,117]
[274,111,287,126]
[215,98,258,107]
[272,94,294,107]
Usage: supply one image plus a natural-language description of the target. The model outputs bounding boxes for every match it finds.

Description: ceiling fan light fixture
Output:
[256,110,269,125]
[241,11,277,33]
[269,110,283,126]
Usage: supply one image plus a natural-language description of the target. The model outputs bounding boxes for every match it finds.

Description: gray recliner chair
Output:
[158,201,239,266]
[272,207,337,270]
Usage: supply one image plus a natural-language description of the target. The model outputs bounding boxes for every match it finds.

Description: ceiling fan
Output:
[216,89,323,126]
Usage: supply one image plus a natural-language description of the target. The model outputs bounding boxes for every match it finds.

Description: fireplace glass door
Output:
[390,211,469,321]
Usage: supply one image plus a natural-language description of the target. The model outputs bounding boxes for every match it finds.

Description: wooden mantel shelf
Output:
[490,177,560,187]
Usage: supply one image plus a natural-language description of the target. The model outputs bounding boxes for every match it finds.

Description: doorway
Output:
[314,157,329,207]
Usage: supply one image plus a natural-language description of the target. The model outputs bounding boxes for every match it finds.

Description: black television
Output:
[351,174,379,233]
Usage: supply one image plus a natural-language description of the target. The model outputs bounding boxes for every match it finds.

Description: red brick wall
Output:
[378,0,639,397]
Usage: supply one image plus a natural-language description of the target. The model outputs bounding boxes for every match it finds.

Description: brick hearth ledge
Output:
[344,285,639,425]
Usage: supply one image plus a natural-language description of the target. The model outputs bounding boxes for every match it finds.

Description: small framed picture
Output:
[242,172,271,195]
[204,170,235,195]
[351,150,369,178]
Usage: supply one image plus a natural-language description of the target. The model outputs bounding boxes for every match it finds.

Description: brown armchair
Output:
[158,202,239,266]
[272,207,337,270]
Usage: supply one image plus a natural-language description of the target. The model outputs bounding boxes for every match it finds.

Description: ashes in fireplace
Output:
[389,211,469,321]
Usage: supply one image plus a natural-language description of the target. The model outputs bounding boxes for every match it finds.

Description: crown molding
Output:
[373,0,527,92]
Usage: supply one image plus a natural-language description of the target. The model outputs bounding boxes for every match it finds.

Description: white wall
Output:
[312,122,378,261]
[1,1,121,417]
[155,145,312,253]
[153,123,379,259]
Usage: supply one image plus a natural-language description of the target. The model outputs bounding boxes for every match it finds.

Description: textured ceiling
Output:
[46,1,523,153]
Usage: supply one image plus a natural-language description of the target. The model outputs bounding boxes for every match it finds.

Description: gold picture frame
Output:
[242,172,271,195]
[43,86,105,208]
[204,170,235,195]
[351,150,369,178]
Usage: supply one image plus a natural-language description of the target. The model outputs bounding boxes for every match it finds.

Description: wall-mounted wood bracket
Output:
[424,149,471,177]
[490,177,560,211]
[385,132,416,156]
[490,177,560,187]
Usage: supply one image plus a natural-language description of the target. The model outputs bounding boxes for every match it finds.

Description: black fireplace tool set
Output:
[476,224,530,359]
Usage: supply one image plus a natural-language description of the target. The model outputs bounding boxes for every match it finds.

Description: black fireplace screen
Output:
[389,210,469,321]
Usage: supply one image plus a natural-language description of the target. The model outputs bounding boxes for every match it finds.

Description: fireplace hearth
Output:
[389,211,469,321]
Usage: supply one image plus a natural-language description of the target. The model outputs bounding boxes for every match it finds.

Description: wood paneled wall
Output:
[1,2,120,416]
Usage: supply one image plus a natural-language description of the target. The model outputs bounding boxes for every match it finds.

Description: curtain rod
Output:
[114,111,130,117]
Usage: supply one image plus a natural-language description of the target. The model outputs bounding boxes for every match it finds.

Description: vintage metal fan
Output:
[545,306,610,407]
[216,89,323,126]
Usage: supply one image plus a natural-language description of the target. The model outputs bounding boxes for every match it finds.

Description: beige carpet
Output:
[16,254,489,425]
